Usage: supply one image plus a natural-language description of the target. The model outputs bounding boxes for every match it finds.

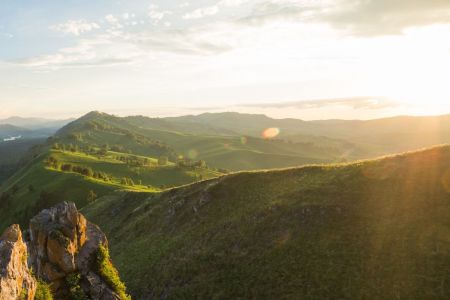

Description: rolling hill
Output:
[83,145,450,299]
[53,111,352,171]
[0,138,46,184]
[0,144,222,231]
[161,112,450,158]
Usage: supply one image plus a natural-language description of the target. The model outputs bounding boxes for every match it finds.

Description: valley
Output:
[1,111,450,299]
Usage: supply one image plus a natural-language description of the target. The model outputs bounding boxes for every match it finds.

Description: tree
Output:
[158,156,168,166]
[197,160,207,168]
[87,190,97,204]
[61,164,73,172]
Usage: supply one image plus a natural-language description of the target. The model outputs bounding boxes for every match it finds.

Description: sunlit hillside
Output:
[83,145,450,299]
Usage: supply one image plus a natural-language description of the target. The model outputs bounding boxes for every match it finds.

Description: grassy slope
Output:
[101,113,354,170]
[84,145,450,299]
[0,151,115,229]
[165,112,450,158]
[0,138,46,184]
[131,129,345,171]
[51,150,222,188]
[0,148,221,231]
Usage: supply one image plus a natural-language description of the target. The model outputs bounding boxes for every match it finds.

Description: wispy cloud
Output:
[183,5,220,19]
[50,19,100,36]
[241,97,399,110]
[241,0,450,36]
[12,38,139,69]
[183,0,250,20]
[148,4,172,24]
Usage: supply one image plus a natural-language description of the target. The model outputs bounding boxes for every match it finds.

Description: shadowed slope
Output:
[83,145,450,299]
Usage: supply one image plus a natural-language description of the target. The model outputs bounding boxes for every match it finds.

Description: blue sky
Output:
[1,0,450,119]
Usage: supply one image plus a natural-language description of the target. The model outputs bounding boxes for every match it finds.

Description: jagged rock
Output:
[27,202,121,299]
[83,272,121,300]
[0,202,125,300]
[0,224,36,300]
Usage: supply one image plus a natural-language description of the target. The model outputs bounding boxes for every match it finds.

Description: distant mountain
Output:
[0,124,31,139]
[83,145,450,299]
[0,123,59,141]
[163,112,450,157]
[0,116,74,130]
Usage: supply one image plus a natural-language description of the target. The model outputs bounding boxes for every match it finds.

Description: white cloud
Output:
[183,5,219,19]
[13,37,140,69]
[148,4,173,24]
[182,0,250,20]
[105,14,118,23]
[51,19,100,36]
[218,0,249,7]
[179,2,190,8]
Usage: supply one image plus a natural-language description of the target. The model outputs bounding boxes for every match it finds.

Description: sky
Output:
[1,0,450,120]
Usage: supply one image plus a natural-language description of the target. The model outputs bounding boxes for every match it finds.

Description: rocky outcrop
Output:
[0,202,126,300]
[27,202,121,299]
[0,224,36,300]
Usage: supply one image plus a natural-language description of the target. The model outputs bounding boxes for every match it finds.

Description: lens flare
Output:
[262,128,280,139]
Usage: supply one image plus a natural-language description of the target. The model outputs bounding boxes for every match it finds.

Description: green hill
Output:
[0,144,222,230]
[163,112,450,158]
[53,111,353,171]
[83,145,450,299]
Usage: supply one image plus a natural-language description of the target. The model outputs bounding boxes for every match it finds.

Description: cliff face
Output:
[0,224,36,300]
[0,202,127,300]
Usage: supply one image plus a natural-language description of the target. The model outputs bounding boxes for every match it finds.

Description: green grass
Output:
[0,147,222,231]
[83,145,450,299]
[50,150,221,188]
[96,245,131,300]
[54,111,347,172]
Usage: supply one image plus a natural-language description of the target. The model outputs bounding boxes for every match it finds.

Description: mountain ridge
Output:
[83,144,450,299]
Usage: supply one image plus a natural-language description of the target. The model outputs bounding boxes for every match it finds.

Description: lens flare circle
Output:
[262,127,280,139]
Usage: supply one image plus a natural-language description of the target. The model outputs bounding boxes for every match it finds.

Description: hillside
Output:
[54,111,351,171]
[0,124,32,139]
[0,144,221,231]
[163,112,450,157]
[83,145,450,299]
[0,138,46,184]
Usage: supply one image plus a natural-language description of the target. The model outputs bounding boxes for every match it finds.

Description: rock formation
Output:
[0,202,127,300]
[0,224,36,300]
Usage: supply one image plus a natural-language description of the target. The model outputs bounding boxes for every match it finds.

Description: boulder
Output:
[0,202,125,300]
[0,224,36,300]
[27,202,121,299]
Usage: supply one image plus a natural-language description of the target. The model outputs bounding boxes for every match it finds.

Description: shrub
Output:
[66,273,88,300]
[61,164,73,172]
[96,245,130,300]
[35,280,53,300]
[158,156,168,166]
